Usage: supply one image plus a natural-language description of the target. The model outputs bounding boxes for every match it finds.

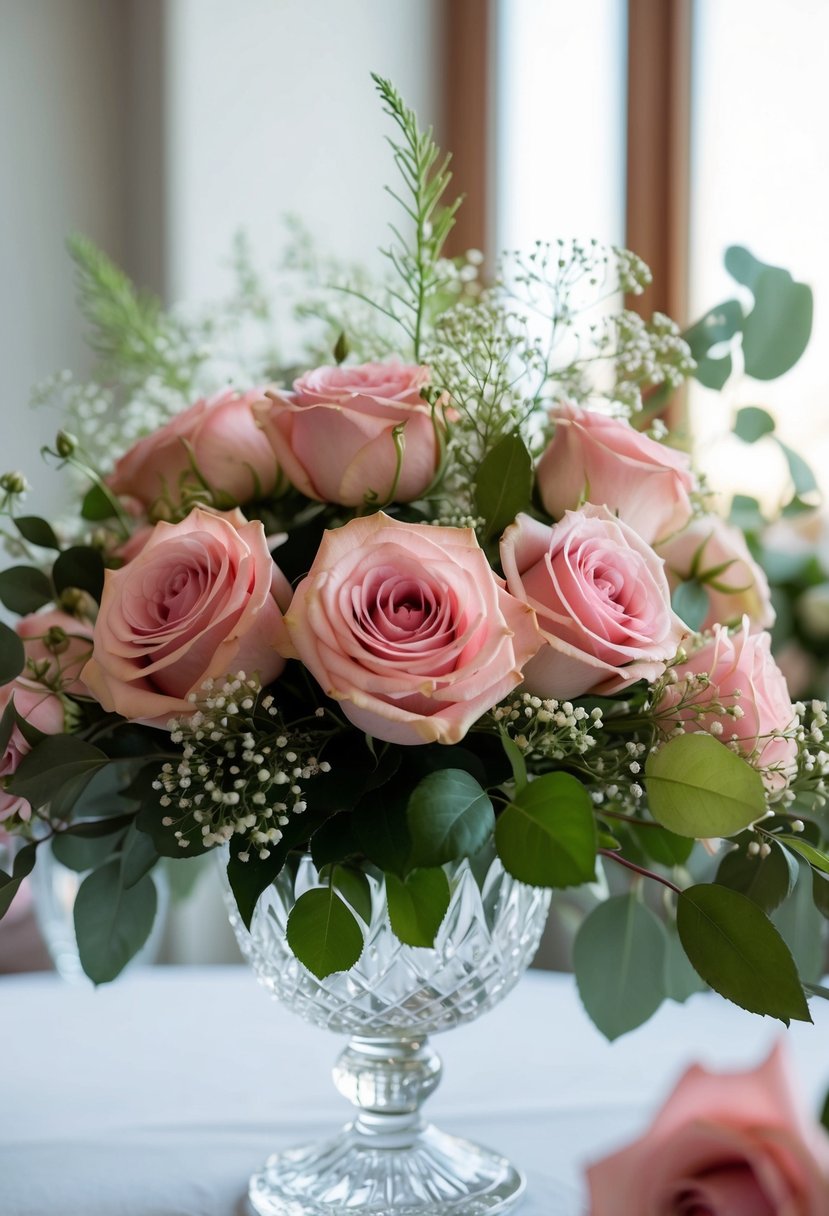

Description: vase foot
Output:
[248,1120,525,1215]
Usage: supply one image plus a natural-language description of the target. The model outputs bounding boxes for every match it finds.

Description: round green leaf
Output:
[495,772,596,888]
[0,621,25,686]
[716,839,798,912]
[0,566,53,615]
[645,734,766,839]
[677,882,811,1024]
[385,868,451,947]
[407,769,494,867]
[285,886,363,978]
[52,546,105,601]
[733,406,775,444]
[573,895,667,1040]
[74,862,157,983]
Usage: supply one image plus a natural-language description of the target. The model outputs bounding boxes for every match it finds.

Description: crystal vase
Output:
[224,851,552,1216]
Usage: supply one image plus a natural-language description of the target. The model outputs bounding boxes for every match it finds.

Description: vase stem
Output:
[333,1035,442,1148]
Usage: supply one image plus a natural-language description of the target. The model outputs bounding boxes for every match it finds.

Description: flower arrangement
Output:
[0,77,827,1041]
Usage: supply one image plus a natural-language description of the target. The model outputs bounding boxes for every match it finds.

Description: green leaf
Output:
[52,546,105,602]
[7,736,109,813]
[729,494,765,533]
[285,885,364,978]
[820,1088,829,1135]
[677,883,811,1023]
[0,565,53,614]
[81,484,118,522]
[671,580,709,631]
[14,516,61,550]
[499,730,528,793]
[645,734,766,839]
[495,772,596,888]
[0,621,25,686]
[119,824,160,889]
[683,299,743,390]
[473,434,533,541]
[725,247,813,381]
[695,353,733,391]
[715,839,799,912]
[733,405,775,444]
[775,834,829,875]
[385,867,451,947]
[353,793,412,876]
[74,862,157,983]
[573,895,668,1040]
[0,842,38,919]
[771,860,827,984]
[330,864,373,924]
[51,828,125,873]
[812,869,829,920]
[407,769,495,868]
[310,812,361,870]
[664,926,708,1004]
[630,824,694,868]
[777,440,818,499]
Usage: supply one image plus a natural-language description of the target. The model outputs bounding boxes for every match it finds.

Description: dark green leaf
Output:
[671,580,710,631]
[0,842,38,919]
[310,812,361,869]
[631,823,694,867]
[119,823,160,889]
[0,566,53,614]
[7,736,109,813]
[683,298,743,356]
[74,862,157,983]
[407,769,494,868]
[81,484,118,522]
[645,734,766,838]
[771,860,826,984]
[51,828,125,873]
[733,406,775,444]
[495,772,596,888]
[820,1088,829,1135]
[777,440,819,499]
[225,804,334,928]
[330,864,373,924]
[573,895,667,1040]
[52,546,105,602]
[385,867,451,947]
[285,885,363,978]
[775,834,829,875]
[474,434,533,541]
[812,869,829,920]
[664,926,707,1003]
[353,792,412,876]
[0,621,24,686]
[695,353,733,391]
[677,883,811,1023]
[716,839,799,912]
[15,516,61,550]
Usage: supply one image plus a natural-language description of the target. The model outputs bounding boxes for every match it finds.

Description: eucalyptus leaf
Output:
[0,566,53,615]
[74,862,157,983]
[285,885,363,978]
[407,769,494,867]
[495,772,596,888]
[385,867,451,947]
[573,895,667,1040]
[733,406,775,444]
[473,434,533,541]
[677,883,811,1024]
[777,440,818,499]
[671,580,710,631]
[645,734,766,839]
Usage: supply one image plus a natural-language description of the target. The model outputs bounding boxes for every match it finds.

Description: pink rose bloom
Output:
[108,388,279,515]
[283,512,540,746]
[500,508,686,699]
[0,681,65,822]
[82,507,291,728]
[587,1044,829,1216]
[658,619,797,791]
[255,361,442,506]
[16,609,93,696]
[536,403,695,544]
[659,515,775,632]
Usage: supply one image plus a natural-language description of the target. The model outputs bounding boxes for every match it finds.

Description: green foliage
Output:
[285,885,364,978]
[7,736,109,817]
[0,842,37,920]
[716,839,799,912]
[0,621,25,686]
[629,824,694,868]
[353,795,412,876]
[81,484,118,522]
[725,245,813,381]
[677,883,811,1024]
[0,566,53,615]
[495,772,596,888]
[407,769,495,868]
[473,434,533,542]
[74,861,157,983]
[734,406,775,443]
[14,516,60,550]
[328,864,373,924]
[573,895,668,1040]
[771,860,827,984]
[671,579,709,631]
[645,734,766,839]
[385,868,451,947]
[52,546,105,602]
[310,812,361,870]
[663,926,708,1003]
[683,298,743,389]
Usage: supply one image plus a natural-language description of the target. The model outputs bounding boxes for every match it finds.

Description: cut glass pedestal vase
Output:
[225,853,552,1216]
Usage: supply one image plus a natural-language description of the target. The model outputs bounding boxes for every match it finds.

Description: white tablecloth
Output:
[3,965,829,1216]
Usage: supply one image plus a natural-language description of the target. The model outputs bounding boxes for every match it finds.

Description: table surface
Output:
[4,964,829,1216]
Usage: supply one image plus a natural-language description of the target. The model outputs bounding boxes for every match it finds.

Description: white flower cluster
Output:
[153,674,330,861]
[492,692,604,760]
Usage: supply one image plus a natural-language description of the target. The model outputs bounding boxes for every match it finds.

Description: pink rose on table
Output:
[657,619,797,791]
[282,512,540,745]
[16,609,93,696]
[500,508,686,699]
[254,361,442,506]
[587,1044,829,1216]
[108,388,279,515]
[659,514,775,632]
[82,507,291,728]
[0,681,65,822]
[536,403,695,544]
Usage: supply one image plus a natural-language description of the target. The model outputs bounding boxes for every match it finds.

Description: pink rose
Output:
[254,361,442,506]
[81,507,291,728]
[500,508,686,699]
[283,512,540,745]
[0,682,65,822]
[16,609,93,696]
[108,388,279,515]
[587,1044,829,1216]
[536,403,695,544]
[657,620,797,791]
[659,515,775,631]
